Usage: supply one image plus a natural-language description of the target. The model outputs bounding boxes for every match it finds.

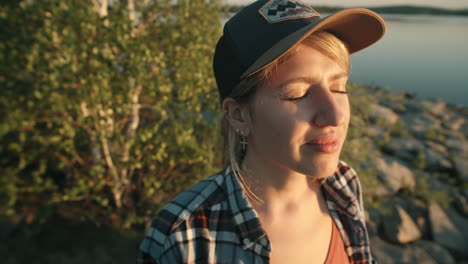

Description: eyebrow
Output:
[279,72,349,89]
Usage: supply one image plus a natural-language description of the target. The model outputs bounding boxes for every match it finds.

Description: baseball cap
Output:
[213,0,386,100]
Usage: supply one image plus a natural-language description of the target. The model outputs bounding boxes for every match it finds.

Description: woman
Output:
[138,0,385,263]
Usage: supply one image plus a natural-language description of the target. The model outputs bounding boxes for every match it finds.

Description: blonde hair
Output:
[221,31,350,200]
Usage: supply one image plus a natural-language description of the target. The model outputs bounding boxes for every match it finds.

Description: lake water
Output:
[349,14,468,107]
[222,13,468,107]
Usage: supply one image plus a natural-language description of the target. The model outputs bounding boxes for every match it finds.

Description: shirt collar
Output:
[223,167,271,252]
[222,161,362,250]
[321,161,363,220]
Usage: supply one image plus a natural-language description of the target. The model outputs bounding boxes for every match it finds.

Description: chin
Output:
[298,156,340,179]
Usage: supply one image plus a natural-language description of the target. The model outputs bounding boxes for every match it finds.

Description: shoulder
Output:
[154,170,228,231]
[139,170,229,261]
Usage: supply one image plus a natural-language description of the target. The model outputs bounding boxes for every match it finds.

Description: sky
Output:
[225,0,468,9]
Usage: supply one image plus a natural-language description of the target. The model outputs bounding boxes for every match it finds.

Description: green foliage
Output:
[423,127,445,143]
[341,83,382,208]
[0,217,140,263]
[0,0,222,227]
[413,150,427,170]
[389,120,410,138]
[413,173,452,208]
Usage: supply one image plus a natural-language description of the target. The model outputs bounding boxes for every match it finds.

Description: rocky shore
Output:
[346,84,468,263]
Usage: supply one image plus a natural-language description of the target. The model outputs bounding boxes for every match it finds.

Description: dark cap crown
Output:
[213,0,386,100]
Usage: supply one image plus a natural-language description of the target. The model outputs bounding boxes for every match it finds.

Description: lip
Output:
[305,138,340,154]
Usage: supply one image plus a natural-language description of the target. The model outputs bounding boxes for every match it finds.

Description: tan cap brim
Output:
[241,8,386,79]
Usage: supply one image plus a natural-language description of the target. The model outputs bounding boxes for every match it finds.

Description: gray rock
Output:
[425,141,448,155]
[369,104,399,126]
[445,138,468,155]
[371,236,406,264]
[403,245,439,264]
[383,137,425,161]
[438,111,455,122]
[383,99,407,113]
[398,198,431,239]
[381,205,422,244]
[416,240,456,264]
[453,193,468,217]
[454,156,468,182]
[370,236,439,264]
[442,114,465,131]
[423,99,447,118]
[445,205,468,241]
[461,123,468,136]
[429,101,448,118]
[424,148,453,171]
[375,155,416,194]
[406,98,426,112]
[443,129,466,141]
[429,203,468,257]
[365,208,380,236]
[401,112,441,137]
[407,99,446,118]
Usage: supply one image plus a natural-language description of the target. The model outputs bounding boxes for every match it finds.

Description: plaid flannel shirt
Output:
[138,160,375,264]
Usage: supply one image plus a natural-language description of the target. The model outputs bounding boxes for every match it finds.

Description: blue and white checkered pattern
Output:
[137,161,376,263]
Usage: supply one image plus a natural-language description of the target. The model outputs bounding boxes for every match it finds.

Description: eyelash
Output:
[286,90,348,101]
[331,90,348,94]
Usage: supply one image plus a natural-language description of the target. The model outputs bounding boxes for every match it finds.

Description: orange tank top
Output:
[324,221,351,264]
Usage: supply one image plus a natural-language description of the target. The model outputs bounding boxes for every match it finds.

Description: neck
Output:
[241,151,325,218]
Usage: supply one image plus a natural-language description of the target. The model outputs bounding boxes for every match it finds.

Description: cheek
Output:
[251,102,299,142]
[261,104,295,126]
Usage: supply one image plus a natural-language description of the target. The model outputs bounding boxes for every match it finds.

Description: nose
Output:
[311,87,347,128]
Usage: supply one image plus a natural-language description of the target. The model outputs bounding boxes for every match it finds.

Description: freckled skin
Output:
[244,44,350,180]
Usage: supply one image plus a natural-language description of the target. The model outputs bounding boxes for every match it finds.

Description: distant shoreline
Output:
[224,5,468,16]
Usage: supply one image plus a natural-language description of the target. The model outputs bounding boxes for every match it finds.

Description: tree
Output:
[0,0,222,227]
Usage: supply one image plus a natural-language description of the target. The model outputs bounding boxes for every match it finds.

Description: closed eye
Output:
[285,91,310,101]
[330,90,347,94]
[285,89,347,101]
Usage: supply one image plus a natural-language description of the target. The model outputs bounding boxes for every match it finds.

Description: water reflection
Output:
[350,14,468,106]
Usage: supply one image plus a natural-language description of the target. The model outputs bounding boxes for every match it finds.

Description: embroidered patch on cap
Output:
[259,0,320,23]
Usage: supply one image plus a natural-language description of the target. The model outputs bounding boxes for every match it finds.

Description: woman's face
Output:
[246,43,350,179]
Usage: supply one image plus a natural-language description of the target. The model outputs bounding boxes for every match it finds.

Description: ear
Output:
[222,98,251,136]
